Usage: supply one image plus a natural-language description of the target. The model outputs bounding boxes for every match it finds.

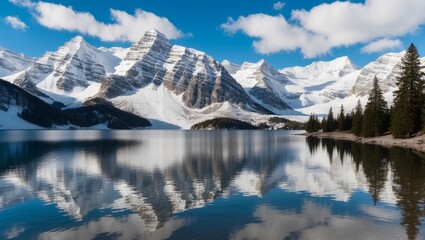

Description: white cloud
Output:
[221,14,329,58]
[273,1,285,11]
[9,0,184,42]
[4,16,28,30]
[361,38,403,53]
[222,0,425,58]
[9,0,35,8]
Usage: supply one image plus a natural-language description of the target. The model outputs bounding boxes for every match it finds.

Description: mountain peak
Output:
[327,56,358,70]
[221,59,232,65]
[120,29,172,63]
[68,35,88,47]
[256,59,272,68]
[146,28,162,34]
[221,60,241,75]
[257,59,266,65]
[139,29,169,44]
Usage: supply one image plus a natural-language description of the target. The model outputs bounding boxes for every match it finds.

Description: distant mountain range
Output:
[1,29,424,129]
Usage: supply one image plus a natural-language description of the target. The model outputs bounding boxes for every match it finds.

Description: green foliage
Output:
[268,116,291,123]
[337,105,345,131]
[391,43,425,138]
[257,122,270,129]
[64,105,151,129]
[343,112,353,131]
[269,117,304,130]
[305,114,321,133]
[321,117,326,130]
[361,76,390,137]
[191,117,258,130]
[351,100,363,136]
[18,108,53,128]
[323,107,337,132]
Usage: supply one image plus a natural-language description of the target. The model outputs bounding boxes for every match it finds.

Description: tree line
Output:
[305,43,424,139]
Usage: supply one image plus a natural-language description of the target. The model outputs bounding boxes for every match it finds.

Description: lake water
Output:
[0,130,424,240]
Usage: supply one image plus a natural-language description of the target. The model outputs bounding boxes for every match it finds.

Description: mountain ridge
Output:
[1,29,423,128]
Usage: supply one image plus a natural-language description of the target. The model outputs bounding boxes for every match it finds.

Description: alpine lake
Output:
[1,130,425,240]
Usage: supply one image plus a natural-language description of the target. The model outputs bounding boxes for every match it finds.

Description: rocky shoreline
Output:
[303,131,425,154]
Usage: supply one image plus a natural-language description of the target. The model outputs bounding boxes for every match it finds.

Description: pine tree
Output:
[314,115,320,132]
[344,111,353,131]
[352,100,363,136]
[361,76,389,137]
[337,104,345,131]
[305,113,321,133]
[321,117,327,131]
[323,107,337,132]
[391,43,425,138]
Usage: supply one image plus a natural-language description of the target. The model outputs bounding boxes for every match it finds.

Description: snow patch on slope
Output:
[110,83,268,129]
[0,106,42,129]
[0,48,34,77]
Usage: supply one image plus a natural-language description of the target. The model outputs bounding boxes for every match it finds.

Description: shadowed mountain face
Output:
[0,80,151,129]
[1,131,425,239]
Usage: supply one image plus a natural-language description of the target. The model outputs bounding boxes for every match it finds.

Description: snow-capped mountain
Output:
[1,30,274,129]
[221,60,241,75]
[281,57,360,108]
[108,30,253,109]
[294,52,422,115]
[225,59,295,112]
[94,30,271,128]
[281,56,358,85]
[5,36,121,104]
[0,79,150,129]
[351,52,405,96]
[0,48,34,77]
[1,28,424,128]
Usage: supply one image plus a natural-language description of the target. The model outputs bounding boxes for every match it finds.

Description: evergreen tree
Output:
[321,117,327,131]
[352,100,363,136]
[337,104,345,131]
[305,113,321,133]
[391,43,425,138]
[362,76,389,137]
[323,107,337,132]
[344,111,354,131]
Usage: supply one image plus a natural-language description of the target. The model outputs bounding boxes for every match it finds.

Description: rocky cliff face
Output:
[351,52,405,96]
[5,36,120,104]
[36,36,120,92]
[100,30,254,110]
[227,59,294,111]
[221,60,241,75]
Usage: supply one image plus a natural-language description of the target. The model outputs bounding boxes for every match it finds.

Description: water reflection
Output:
[305,138,425,240]
[0,131,424,239]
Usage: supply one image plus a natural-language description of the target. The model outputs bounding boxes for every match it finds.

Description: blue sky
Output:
[1,0,425,69]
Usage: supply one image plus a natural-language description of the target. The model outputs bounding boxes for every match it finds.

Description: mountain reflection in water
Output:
[0,130,424,240]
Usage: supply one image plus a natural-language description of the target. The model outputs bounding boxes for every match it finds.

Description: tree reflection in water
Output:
[306,138,425,240]
[0,131,424,239]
